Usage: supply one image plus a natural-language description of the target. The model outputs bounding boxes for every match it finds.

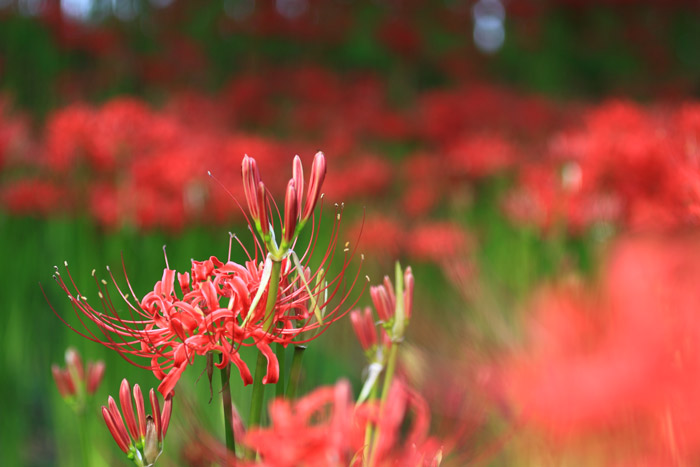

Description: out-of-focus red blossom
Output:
[349,215,404,261]
[408,222,470,263]
[501,234,700,462]
[324,155,392,202]
[400,154,443,217]
[447,134,517,178]
[1,179,72,215]
[376,18,422,58]
[508,99,700,232]
[52,347,105,399]
[242,380,443,467]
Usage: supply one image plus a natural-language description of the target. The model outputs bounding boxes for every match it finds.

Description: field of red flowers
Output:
[1,1,700,466]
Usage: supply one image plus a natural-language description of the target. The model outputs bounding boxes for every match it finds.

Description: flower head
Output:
[51,347,105,410]
[102,379,172,467]
[50,154,364,396]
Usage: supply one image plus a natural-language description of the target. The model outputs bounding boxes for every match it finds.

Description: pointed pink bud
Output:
[86,361,105,394]
[242,155,261,222]
[284,179,298,244]
[161,394,173,437]
[134,384,147,438]
[62,368,77,396]
[150,388,163,442]
[52,365,71,398]
[350,309,368,350]
[404,266,414,320]
[363,307,378,348]
[257,181,270,236]
[370,285,393,323]
[383,275,396,306]
[119,379,139,440]
[107,396,130,449]
[292,155,304,209]
[102,406,130,453]
[65,347,84,382]
[301,151,326,222]
[350,307,377,351]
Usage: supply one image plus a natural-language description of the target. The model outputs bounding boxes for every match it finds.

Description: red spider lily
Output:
[502,234,700,462]
[102,379,172,466]
[49,155,365,397]
[350,307,378,353]
[242,380,442,467]
[51,347,105,399]
[369,265,414,339]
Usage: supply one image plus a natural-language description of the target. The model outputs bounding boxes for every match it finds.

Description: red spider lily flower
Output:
[242,380,443,467]
[350,307,378,354]
[51,347,105,399]
[357,382,444,466]
[502,234,700,462]
[244,380,356,466]
[369,264,414,340]
[102,379,172,467]
[49,154,365,397]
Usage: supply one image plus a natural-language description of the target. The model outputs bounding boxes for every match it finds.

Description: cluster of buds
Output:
[102,379,173,467]
[242,151,326,259]
[351,263,414,402]
[369,262,414,342]
[51,347,105,411]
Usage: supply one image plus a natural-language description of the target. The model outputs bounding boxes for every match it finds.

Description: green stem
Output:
[77,410,91,467]
[220,362,236,458]
[285,345,307,400]
[247,259,283,460]
[362,379,379,467]
[368,342,400,466]
[275,343,286,398]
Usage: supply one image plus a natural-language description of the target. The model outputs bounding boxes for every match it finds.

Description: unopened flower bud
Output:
[86,361,105,394]
[370,285,394,323]
[52,365,73,398]
[242,155,262,222]
[257,181,270,236]
[143,415,162,465]
[350,307,378,352]
[292,155,304,209]
[101,380,172,466]
[283,179,298,245]
[301,151,326,222]
[65,347,84,383]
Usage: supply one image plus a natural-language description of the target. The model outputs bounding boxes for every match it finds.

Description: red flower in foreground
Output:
[242,380,442,467]
[502,234,700,462]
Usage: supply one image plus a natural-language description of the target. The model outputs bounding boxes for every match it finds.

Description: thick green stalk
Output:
[368,342,400,466]
[362,379,379,467]
[285,345,307,400]
[247,259,283,460]
[77,410,91,467]
[275,343,287,398]
[219,362,236,457]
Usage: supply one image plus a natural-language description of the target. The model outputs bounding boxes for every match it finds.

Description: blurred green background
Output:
[0,0,698,465]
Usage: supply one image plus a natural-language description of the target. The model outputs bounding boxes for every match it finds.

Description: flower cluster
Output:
[51,347,105,408]
[242,380,442,467]
[102,379,172,467]
[52,153,363,398]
